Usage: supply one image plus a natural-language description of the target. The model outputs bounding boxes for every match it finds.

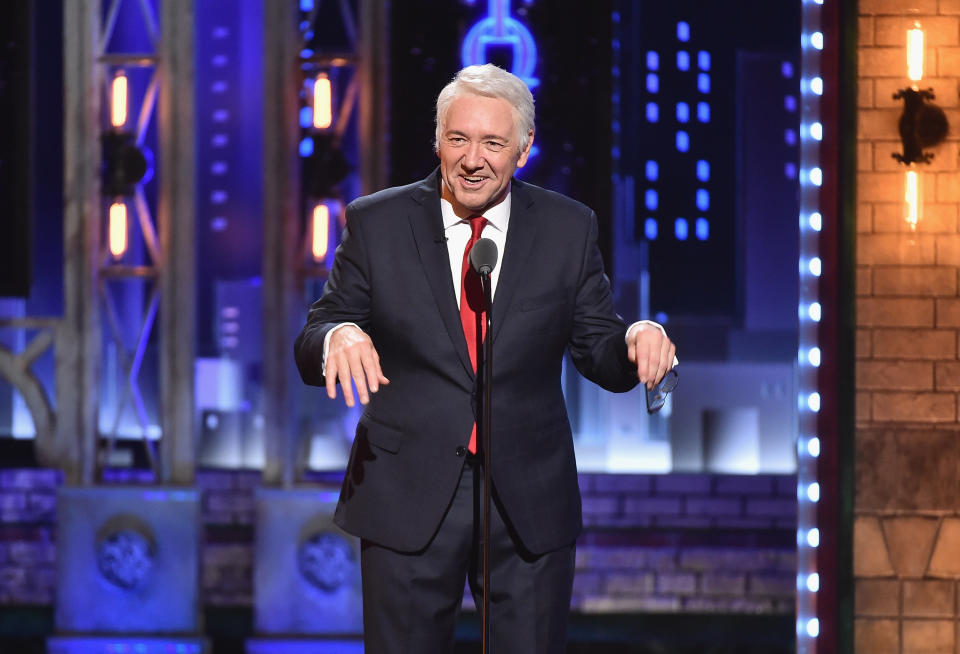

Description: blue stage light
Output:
[646,102,659,123]
[698,51,710,71]
[697,102,710,122]
[696,160,709,181]
[676,131,689,152]
[676,102,689,123]
[645,160,658,181]
[696,189,709,211]
[675,218,689,240]
[645,218,658,240]
[647,73,659,93]
[677,21,690,42]
[695,218,709,240]
[645,189,658,211]
[299,136,314,157]
[647,51,659,70]
[698,73,710,93]
[677,51,690,71]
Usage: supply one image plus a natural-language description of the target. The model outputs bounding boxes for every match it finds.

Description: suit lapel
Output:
[492,179,538,342]
[408,171,475,378]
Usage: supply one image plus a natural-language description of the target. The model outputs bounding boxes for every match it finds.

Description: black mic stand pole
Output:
[480,272,493,654]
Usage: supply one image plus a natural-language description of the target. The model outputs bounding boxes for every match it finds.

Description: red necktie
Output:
[460,216,488,454]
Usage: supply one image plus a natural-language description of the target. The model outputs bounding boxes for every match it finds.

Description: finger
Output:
[646,341,660,390]
[638,338,651,385]
[372,349,390,385]
[338,364,355,407]
[627,338,637,364]
[654,337,671,386]
[667,343,677,371]
[325,360,338,400]
[347,351,371,405]
[361,349,381,394]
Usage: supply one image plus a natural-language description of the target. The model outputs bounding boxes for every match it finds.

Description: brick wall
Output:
[0,468,796,614]
[574,473,795,614]
[856,1,960,652]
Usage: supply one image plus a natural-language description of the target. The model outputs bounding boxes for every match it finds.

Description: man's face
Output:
[437,94,533,217]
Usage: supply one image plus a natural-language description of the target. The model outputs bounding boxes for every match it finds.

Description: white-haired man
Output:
[295,64,676,653]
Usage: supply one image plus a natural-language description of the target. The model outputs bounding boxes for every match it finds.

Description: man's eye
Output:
[486,142,505,150]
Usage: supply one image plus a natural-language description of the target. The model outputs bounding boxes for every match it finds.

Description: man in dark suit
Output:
[295,64,676,653]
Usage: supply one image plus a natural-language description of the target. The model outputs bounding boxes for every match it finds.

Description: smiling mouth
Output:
[460,175,486,187]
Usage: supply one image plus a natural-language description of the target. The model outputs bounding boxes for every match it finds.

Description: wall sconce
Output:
[893,23,948,230]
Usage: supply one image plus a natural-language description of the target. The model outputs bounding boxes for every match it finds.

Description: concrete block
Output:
[606,572,655,595]
[652,474,712,494]
[902,618,955,652]
[254,489,361,635]
[872,328,955,359]
[929,517,960,576]
[856,361,934,390]
[857,297,935,327]
[854,618,899,654]
[858,234,936,265]
[55,486,201,633]
[656,572,697,595]
[699,573,746,596]
[873,266,957,296]
[855,579,900,616]
[882,515,940,577]
[854,516,895,577]
[903,579,955,616]
[714,475,774,495]
[871,391,956,422]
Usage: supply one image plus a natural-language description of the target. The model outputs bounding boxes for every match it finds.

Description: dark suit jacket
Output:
[294,170,639,555]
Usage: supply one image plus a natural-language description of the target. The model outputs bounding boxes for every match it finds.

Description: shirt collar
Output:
[440,182,511,233]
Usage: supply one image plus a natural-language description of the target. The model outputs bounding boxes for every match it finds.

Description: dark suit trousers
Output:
[360,457,576,654]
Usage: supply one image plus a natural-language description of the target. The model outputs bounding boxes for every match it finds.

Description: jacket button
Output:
[455,446,467,457]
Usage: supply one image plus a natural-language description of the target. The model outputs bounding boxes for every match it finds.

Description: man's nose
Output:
[462,142,484,169]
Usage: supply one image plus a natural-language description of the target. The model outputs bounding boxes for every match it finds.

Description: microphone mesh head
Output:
[469,238,499,274]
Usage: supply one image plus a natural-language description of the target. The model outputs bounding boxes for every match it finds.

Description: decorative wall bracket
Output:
[892,87,949,165]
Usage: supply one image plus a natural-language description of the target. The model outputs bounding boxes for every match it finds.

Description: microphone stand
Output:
[480,271,493,654]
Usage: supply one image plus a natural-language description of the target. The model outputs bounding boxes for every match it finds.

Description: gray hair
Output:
[434,64,535,154]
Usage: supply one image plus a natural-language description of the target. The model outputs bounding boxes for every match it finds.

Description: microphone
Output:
[469,238,498,276]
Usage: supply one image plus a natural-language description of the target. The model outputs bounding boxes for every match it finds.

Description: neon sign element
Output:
[461,0,539,89]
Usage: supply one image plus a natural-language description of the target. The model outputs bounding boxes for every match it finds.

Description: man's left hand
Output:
[627,323,677,390]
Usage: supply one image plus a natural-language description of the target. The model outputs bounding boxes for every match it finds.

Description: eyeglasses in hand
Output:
[645,369,679,414]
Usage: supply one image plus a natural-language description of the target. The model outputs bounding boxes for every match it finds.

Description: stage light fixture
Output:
[109,200,128,259]
[311,203,330,262]
[313,73,333,129]
[111,70,128,128]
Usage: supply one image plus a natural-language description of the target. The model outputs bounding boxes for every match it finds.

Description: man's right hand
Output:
[325,325,390,407]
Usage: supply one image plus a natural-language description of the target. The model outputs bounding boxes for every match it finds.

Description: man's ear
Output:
[516,130,535,168]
